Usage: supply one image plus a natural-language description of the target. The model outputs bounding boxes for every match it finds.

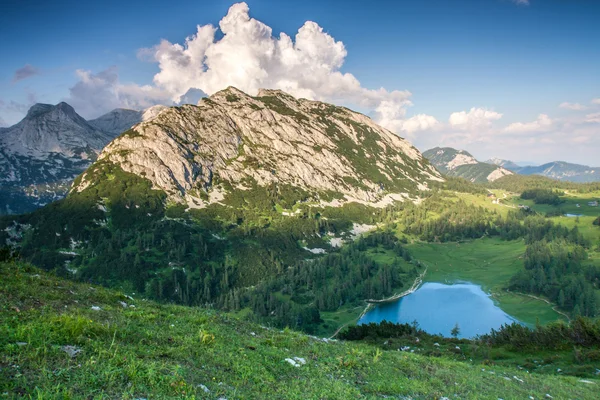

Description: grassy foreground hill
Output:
[1,261,598,399]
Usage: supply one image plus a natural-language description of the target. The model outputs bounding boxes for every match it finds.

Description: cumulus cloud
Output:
[505,114,553,133]
[449,108,503,130]
[139,2,421,133]
[559,102,587,111]
[66,67,171,118]
[12,64,40,83]
[585,112,600,123]
[399,114,440,135]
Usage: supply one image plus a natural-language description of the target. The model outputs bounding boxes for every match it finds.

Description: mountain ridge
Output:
[0,102,119,214]
[74,86,441,208]
[0,103,166,215]
[423,147,512,183]
[487,157,600,183]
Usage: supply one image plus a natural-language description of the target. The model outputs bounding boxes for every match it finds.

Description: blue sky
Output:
[1,0,599,164]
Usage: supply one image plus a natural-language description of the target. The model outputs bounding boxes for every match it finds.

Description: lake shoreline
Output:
[330,265,428,338]
[365,266,428,304]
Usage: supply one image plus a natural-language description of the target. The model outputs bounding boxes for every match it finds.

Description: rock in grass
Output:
[198,384,210,393]
[285,357,307,367]
[61,345,81,358]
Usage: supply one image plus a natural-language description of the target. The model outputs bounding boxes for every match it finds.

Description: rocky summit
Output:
[424,147,512,184]
[74,87,442,207]
[0,102,117,215]
[0,103,168,215]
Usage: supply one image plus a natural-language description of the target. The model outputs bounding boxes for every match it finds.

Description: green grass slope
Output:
[1,261,598,399]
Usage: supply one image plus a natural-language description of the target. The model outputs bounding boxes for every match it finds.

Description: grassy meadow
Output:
[2,261,598,399]
[408,238,565,326]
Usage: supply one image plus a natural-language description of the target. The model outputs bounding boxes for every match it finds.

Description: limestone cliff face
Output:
[74,87,441,206]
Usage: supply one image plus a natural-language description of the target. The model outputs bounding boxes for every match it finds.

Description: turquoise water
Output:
[358,282,518,338]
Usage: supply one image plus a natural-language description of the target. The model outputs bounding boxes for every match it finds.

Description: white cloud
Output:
[399,114,440,135]
[559,102,587,111]
[140,2,422,133]
[592,98,600,105]
[511,0,530,5]
[505,114,553,133]
[0,115,6,127]
[449,108,503,130]
[585,112,600,123]
[66,67,171,118]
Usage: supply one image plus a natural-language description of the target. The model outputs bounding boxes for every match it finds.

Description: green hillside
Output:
[2,261,599,399]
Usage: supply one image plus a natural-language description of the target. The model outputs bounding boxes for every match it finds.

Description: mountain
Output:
[74,87,441,206]
[487,158,600,183]
[0,102,117,215]
[514,161,600,183]
[88,105,168,135]
[87,108,143,135]
[1,87,442,327]
[423,147,512,183]
[486,157,521,171]
[0,104,168,215]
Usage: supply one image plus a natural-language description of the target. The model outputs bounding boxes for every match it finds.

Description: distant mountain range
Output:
[0,103,163,215]
[486,158,600,183]
[423,147,600,185]
[485,157,522,171]
[423,147,512,183]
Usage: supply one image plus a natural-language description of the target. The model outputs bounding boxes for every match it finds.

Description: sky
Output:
[1,0,599,165]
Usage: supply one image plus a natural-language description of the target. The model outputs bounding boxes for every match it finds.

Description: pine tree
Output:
[450,323,460,338]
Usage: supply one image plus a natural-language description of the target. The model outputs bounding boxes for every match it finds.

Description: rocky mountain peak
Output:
[141,105,169,121]
[74,87,442,207]
[424,146,513,183]
[0,102,111,159]
[88,108,143,135]
[55,101,77,116]
[25,103,54,119]
[0,102,124,214]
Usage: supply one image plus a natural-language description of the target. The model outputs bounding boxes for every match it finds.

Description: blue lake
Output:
[358,282,519,338]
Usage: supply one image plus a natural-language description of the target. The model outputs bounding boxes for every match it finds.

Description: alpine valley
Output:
[2,87,444,330]
[2,90,600,398]
[3,2,600,398]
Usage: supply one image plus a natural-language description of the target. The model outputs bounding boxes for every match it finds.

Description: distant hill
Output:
[74,87,441,206]
[423,147,512,183]
[486,157,522,171]
[487,157,600,183]
[88,105,167,135]
[515,161,600,183]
